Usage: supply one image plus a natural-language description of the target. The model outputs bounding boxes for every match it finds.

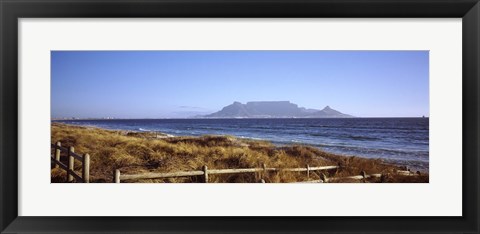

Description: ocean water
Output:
[54,118,429,170]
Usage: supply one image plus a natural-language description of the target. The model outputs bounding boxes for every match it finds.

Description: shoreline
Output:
[52,116,429,121]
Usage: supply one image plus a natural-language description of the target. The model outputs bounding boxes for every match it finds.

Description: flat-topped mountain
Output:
[201,101,353,118]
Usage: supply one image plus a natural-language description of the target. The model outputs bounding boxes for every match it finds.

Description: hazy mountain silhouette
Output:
[201,101,353,118]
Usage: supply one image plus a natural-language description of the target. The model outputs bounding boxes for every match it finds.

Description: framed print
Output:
[1,0,479,233]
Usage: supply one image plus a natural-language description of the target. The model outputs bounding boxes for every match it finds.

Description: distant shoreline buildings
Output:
[52,117,117,120]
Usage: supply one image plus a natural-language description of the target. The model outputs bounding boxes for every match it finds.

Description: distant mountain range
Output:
[200,101,353,118]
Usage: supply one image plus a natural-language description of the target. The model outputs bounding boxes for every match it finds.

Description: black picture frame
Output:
[1,0,479,233]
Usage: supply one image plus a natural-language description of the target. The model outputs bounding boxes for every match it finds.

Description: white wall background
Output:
[19,18,462,216]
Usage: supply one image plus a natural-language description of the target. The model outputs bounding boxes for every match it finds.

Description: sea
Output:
[53,118,429,171]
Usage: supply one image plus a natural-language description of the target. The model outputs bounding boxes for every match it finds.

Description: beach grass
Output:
[51,123,428,183]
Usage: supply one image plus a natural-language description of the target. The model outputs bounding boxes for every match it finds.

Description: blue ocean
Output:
[54,118,429,170]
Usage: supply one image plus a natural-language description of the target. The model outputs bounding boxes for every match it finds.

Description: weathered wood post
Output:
[54,141,61,168]
[306,164,310,179]
[320,173,328,183]
[262,163,267,180]
[82,153,90,183]
[260,179,266,183]
[360,171,367,183]
[67,146,75,182]
[202,165,209,183]
[114,169,120,183]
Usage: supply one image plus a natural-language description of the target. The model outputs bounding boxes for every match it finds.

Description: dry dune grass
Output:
[51,123,428,183]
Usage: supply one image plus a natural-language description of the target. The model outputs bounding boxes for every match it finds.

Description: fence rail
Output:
[295,170,417,183]
[115,165,418,183]
[296,173,383,183]
[115,165,340,183]
[51,141,90,183]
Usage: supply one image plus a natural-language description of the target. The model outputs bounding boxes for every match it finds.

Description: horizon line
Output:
[52,116,430,120]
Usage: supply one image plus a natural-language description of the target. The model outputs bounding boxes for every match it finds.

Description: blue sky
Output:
[51,51,429,118]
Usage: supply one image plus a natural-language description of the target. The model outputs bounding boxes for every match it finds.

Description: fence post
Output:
[67,146,75,182]
[306,164,310,179]
[202,165,209,183]
[360,171,367,183]
[320,173,328,183]
[114,169,120,183]
[54,142,61,168]
[262,163,267,180]
[82,153,90,183]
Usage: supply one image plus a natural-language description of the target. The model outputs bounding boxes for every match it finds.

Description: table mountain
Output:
[202,101,353,118]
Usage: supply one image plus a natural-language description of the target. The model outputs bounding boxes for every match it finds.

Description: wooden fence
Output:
[297,170,420,183]
[51,142,90,183]
[295,172,381,183]
[114,165,340,183]
[114,165,418,183]
[50,142,419,184]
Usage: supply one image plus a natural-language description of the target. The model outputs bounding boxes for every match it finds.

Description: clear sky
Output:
[51,51,429,118]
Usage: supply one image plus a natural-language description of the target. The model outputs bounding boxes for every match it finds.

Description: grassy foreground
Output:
[51,123,428,183]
